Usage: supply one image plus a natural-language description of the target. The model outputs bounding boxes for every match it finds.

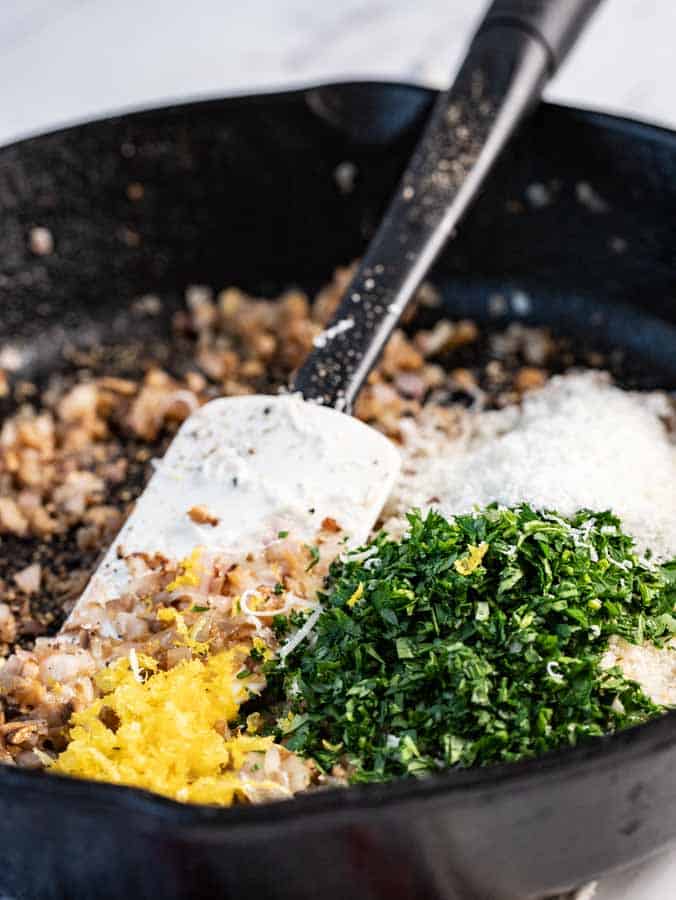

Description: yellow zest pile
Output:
[51,646,273,806]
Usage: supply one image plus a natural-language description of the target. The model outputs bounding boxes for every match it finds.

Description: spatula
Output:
[69,0,602,620]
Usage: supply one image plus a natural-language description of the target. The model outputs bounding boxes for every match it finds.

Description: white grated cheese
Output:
[601,636,676,707]
[128,648,142,683]
[278,606,323,665]
[387,372,676,561]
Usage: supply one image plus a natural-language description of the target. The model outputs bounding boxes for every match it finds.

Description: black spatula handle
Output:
[482,0,600,70]
[293,0,603,411]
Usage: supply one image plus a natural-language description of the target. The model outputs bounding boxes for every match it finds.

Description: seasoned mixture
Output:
[0,271,674,805]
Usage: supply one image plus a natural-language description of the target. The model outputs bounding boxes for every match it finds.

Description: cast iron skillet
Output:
[1,82,676,900]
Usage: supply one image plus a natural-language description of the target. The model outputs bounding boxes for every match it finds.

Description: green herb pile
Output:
[261,505,676,781]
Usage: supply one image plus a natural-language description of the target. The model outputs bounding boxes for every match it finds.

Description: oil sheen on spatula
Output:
[69,396,399,620]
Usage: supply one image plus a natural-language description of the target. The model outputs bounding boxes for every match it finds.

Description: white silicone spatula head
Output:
[70,395,399,620]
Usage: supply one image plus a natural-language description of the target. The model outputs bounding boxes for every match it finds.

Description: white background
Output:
[3,1,676,897]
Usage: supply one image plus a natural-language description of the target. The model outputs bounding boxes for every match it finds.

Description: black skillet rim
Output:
[2,79,676,828]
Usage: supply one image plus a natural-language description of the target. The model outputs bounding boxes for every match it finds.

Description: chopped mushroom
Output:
[13,564,41,595]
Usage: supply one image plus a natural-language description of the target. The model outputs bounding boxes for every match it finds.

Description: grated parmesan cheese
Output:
[601,636,676,707]
[387,372,676,561]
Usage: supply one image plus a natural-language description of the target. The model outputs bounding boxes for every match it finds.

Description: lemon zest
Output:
[252,636,273,661]
[248,593,264,611]
[47,678,64,695]
[346,583,364,608]
[157,607,209,655]
[166,547,204,592]
[95,653,158,693]
[51,647,274,806]
[454,542,489,576]
[246,712,262,734]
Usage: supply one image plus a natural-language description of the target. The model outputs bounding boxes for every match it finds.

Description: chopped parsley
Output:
[262,506,676,781]
[304,544,320,572]
[271,614,290,639]
[271,609,312,641]
[249,645,266,663]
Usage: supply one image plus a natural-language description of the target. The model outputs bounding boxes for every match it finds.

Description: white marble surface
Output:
[3,1,676,898]
[3,0,676,145]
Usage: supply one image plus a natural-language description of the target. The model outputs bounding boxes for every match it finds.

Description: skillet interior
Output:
[1,82,676,900]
